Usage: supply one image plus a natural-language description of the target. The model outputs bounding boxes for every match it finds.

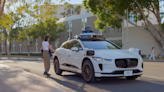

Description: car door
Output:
[69,40,84,71]
[58,41,72,70]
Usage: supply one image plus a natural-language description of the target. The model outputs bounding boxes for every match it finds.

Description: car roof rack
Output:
[74,26,105,40]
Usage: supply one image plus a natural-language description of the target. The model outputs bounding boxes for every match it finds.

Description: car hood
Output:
[94,49,140,59]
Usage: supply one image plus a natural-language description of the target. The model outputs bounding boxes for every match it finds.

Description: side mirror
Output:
[71,47,79,52]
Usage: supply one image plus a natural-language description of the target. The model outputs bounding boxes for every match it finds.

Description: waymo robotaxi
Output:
[53,26,143,83]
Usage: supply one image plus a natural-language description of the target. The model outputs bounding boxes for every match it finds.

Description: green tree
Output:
[28,17,65,46]
[83,0,164,56]
[64,2,74,16]
[60,12,68,18]
[75,5,82,15]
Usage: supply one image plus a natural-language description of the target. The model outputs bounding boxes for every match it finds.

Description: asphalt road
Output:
[1,57,164,92]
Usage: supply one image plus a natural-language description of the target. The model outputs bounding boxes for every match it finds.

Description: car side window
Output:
[62,41,71,49]
[70,40,83,50]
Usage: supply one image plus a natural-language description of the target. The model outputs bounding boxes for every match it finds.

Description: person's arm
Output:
[42,45,43,50]
[48,45,55,53]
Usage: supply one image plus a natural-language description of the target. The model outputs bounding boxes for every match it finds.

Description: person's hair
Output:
[44,35,49,41]
[152,47,154,50]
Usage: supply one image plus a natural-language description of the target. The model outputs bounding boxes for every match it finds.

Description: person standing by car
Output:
[42,35,56,76]
[149,47,155,60]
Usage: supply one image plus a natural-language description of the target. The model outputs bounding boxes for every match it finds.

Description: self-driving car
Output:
[53,26,143,83]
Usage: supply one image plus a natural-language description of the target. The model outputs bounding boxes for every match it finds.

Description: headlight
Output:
[139,57,143,61]
[93,57,112,62]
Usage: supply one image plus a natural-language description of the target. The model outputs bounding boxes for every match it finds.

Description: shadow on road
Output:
[47,73,164,92]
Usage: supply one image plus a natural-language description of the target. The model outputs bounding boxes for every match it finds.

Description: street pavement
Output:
[0,63,74,92]
[0,57,164,92]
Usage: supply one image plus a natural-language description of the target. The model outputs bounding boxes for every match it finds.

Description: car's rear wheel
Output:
[54,58,63,75]
[126,76,138,80]
[82,60,95,83]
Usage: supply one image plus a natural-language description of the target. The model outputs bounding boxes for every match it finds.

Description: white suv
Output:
[53,34,143,83]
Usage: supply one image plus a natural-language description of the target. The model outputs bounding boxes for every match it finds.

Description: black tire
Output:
[82,59,96,83]
[126,76,138,80]
[54,58,63,75]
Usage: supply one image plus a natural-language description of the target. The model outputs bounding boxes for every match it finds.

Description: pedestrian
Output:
[149,47,155,60]
[42,35,56,76]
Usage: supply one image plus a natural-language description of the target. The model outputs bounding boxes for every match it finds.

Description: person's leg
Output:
[153,54,155,60]
[45,54,50,73]
[149,54,152,60]
[43,51,46,71]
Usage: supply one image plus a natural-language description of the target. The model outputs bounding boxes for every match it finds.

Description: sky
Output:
[52,0,83,4]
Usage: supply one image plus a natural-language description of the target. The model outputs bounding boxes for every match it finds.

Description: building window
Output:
[67,31,72,38]
[124,13,136,24]
[86,10,89,13]
[85,18,87,27]
[55,10,57,14]
[67,21,72,30]
[67,10,70,14]
[13,38,15,52]
[67,21,69,30]
[72,9,75,14]
[81,18,84,28]
[20,44,22,52]
[35,39,38,52]
[70,21,72,30]
[82,18,87,29]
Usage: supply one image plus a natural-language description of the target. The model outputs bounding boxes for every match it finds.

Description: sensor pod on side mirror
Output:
[86,50,95,56]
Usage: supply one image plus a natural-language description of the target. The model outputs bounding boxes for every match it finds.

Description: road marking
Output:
[142,75,164,81]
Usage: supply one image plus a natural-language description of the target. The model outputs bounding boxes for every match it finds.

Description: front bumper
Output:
[90,58,143,77]
[95,71,143,77]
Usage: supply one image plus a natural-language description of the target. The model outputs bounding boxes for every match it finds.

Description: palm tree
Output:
[75,5,82,15]
[64,2,74,16]
[60,12,68,18]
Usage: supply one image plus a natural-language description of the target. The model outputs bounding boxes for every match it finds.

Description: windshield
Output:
[82,41,120,50]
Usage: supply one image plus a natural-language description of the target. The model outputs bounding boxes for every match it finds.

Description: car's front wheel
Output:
[82,59,95,83]
[54,58,63,75]
[126,76,138,80]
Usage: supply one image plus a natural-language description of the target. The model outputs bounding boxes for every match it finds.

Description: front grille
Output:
[115,58,138,68]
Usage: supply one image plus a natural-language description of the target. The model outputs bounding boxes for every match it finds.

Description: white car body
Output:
[53,39,143,78]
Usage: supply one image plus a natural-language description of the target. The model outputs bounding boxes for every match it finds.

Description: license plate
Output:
[124,71,132,76]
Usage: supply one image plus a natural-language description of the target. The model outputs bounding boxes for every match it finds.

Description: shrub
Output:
[141,54,146,58]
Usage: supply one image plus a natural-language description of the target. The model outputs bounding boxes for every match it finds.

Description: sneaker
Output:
[43,72,51,76]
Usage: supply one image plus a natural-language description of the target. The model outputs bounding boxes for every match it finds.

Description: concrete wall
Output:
[38,37,42,52]
[122,25,161,57]
[87,16,98,34]
[72,19,82,37]
[59,22,68,46]
[15,41,20,52]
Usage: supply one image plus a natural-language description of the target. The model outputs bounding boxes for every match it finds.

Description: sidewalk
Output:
[143,59,164,62]
[0,64,74,92]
